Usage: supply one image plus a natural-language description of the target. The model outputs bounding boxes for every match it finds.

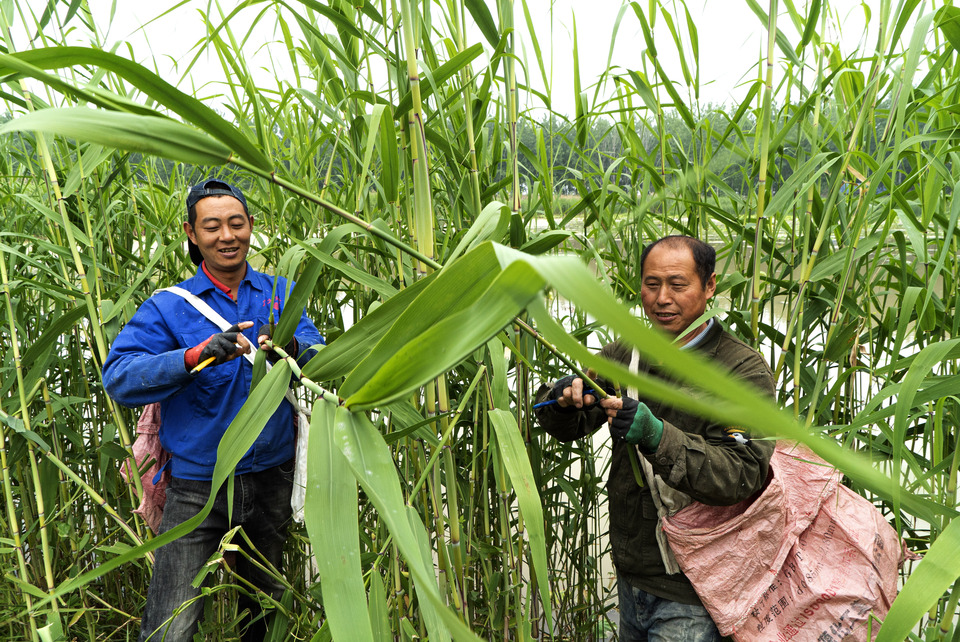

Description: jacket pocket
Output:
[608,476,662,575]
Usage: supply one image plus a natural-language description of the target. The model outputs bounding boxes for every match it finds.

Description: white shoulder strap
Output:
[628,346,688,574]
[628,348,640,399]
[156,286,255,366]
[156,285,305,413]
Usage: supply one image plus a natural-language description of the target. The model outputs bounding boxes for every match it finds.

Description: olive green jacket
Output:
[534,321,775,605]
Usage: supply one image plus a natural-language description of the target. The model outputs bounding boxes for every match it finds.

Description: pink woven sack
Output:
[120,402,170,533]
[662,442,913,642]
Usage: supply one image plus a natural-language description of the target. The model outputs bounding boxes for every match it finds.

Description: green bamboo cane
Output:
[12,88,143,522]
[0,257,39,641]
[749,0,778,344]
[438,382,467,617]
[473,383,497,632]
[495,451,512,640]
[502,0,522,215]
[24,441,57,622]
[399,0,437,277]
[450,0,483,219]
[40,380,97,638]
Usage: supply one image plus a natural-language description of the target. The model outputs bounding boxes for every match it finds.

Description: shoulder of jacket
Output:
[601,339,632,364]
[715,329,772,375]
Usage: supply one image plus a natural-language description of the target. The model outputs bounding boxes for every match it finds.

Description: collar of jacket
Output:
[186,261,265,296]
[689,317,724,358]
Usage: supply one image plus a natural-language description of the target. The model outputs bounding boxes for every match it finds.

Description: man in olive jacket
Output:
[535,235,775,642]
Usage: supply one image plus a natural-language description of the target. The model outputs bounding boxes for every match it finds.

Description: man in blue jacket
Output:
[102,178,323,642]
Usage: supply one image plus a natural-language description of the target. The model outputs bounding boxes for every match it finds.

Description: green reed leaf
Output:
[335,244,503,398]
[9,47,272,170]
[343,258,545,410]
[465,0,499,47]
[0,107,232,166]
[306,398,374,642]
[488,409,553,629]
[876,515,960,641]
[332,407,484,642]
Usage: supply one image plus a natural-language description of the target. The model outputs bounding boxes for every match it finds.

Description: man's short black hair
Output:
[640,235,716,288]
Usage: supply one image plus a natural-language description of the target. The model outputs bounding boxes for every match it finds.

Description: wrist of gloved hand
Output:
[609,396,664,451]
[185,324,243,371]
[257,324,298,363]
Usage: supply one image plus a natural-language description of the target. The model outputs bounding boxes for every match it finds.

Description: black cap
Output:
[185,179,249,266]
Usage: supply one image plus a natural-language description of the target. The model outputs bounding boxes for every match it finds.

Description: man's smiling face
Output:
[184,195,252,280]
[640,243,716,343]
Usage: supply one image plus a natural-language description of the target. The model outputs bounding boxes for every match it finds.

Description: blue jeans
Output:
[618,575,721,642]
[139,461,294,642]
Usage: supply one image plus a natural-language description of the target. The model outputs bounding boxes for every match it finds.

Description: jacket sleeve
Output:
[533,384,608,442]
[292,306,324,367]
[101,297,195,408]
[532,342,625,442]
[645,348,776,506]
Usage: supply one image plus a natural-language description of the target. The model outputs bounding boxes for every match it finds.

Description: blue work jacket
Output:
[102,264,324,480]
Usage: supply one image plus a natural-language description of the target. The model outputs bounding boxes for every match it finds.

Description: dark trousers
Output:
[617,574,722,642]
[139,461,294,642]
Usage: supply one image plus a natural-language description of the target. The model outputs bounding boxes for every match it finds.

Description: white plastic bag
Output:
[290,404,310,523]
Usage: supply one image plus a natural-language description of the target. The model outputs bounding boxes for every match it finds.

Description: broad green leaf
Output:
[357,106,387,202]
[890,0,924,52]
[9,47,271,170]
[332,408,483,642]
[935,6,960,53]
[368,569,392,642]
[487,338,511,411]
[465,0,499,47]
[623,70,662,115]
[302,270,437,383]
[274,256,325,346]
[876,515,960,641]
[447,201,510,263]
[799,0,821,48]
[377,107,400,204]
[0,108,232,167]
[657,6,693,90]
[37,614,64,642]
[488,409,552,629]
[343,259,545,409]
[336,245,504,398]
[306,399,374,642]
[520,230,572,255]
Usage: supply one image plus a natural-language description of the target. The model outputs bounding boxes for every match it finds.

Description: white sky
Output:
[519,0,876,113]
[15,0,890,117]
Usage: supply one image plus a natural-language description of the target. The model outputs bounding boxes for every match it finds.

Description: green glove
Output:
[609,397,663,451]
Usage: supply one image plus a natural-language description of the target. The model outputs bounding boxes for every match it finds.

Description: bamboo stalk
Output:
[749,0,778,344]
[0,254,39,641]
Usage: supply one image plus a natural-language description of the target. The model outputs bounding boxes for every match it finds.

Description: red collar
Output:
[202,261,235,300]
